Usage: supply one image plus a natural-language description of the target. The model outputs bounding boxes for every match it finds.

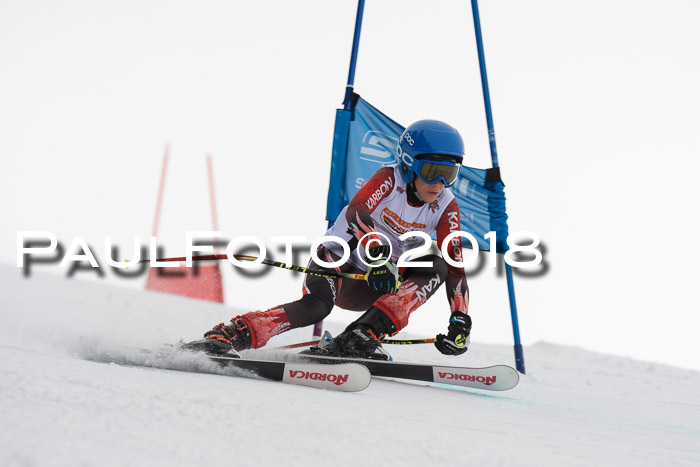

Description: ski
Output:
[205,355,371,392]
[289,354,519,391]
[85,347,371,392]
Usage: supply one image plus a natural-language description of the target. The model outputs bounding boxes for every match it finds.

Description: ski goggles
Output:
[413,157,461,187]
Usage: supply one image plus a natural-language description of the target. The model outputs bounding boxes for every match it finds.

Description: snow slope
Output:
[1,265,699,467]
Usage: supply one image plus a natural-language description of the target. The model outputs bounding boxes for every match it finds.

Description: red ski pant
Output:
[241,246,449,348]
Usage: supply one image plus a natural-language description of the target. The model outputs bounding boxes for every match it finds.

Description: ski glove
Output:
[435,312,472,356]
[364,245,399,294]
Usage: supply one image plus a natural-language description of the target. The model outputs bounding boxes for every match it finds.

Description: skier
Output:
[185,120,472,360]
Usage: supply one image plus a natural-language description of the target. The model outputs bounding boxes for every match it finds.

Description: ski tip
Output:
[283,362,371,392]
[433,364,519,391]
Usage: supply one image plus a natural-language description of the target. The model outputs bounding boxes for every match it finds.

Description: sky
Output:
[1,0,699,371]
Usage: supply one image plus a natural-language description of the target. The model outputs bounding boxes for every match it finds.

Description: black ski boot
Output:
[302,306,396,360]
[182,316,252,357]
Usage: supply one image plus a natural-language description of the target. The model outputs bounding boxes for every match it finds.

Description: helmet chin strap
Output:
[406,182,426,206]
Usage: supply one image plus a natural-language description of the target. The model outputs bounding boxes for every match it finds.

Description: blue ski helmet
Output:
[397,120,465,186]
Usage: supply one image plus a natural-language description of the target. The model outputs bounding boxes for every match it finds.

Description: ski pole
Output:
[272,340,321,350]
[140,253,367,282]
[382,337,436,345]
[272,337,436,350]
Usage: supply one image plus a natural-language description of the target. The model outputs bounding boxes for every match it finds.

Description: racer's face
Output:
[414,176,444,204]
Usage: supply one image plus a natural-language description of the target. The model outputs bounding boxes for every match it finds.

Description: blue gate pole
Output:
[343,0,366,110]
[314,0,366,339]
[470,0,525,373]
